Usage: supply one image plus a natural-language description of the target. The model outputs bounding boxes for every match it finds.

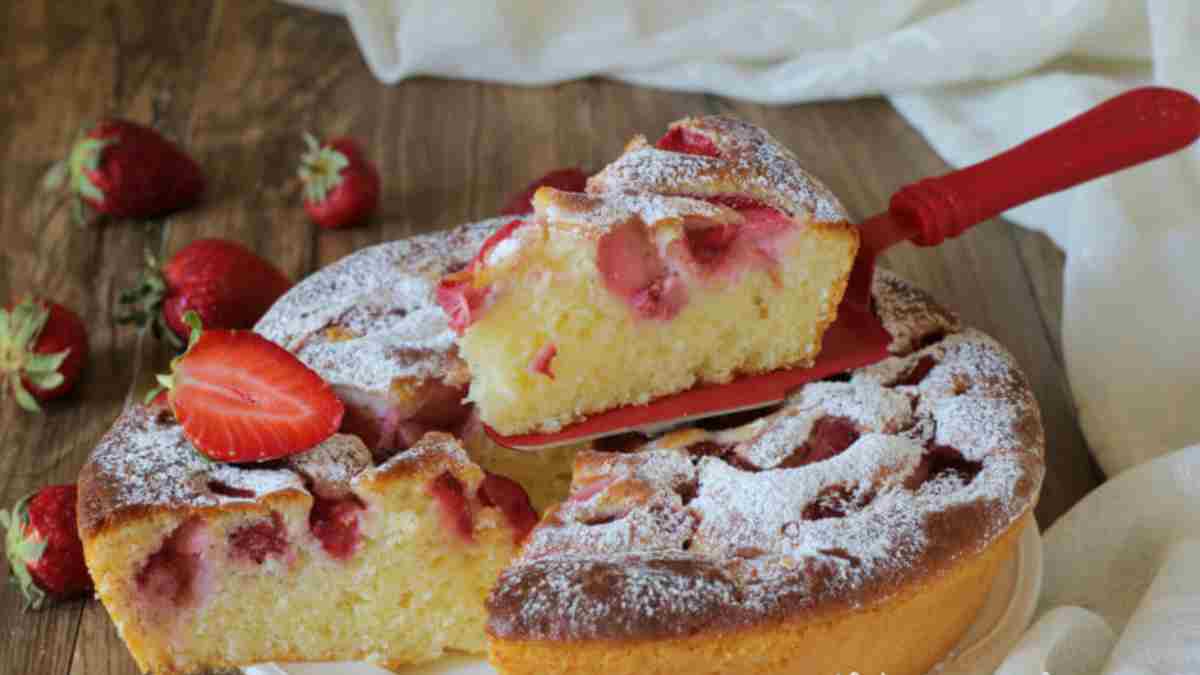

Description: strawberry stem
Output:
[150,311,204,405]
[116,248,184,349]
[298,133,349,204]
[0,299,71,414]
[1,496,49,610]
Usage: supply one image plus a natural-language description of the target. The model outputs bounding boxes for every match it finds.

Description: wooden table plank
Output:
[0,2,220,674]
[1,1,1103,673]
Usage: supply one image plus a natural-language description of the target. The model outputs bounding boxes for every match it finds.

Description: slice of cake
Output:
[439,116,858,436]
[79,415,537,674]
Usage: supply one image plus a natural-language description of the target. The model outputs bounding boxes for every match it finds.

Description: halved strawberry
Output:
[154,314,344,462]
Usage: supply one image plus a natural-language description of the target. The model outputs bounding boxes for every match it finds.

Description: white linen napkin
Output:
[282,1,1200,672]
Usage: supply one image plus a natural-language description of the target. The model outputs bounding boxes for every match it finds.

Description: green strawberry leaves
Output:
[0,496,49,610]
[0,299,71,413]
[146,311,203,404]
[298,132,350,204]
[116,248,184,349]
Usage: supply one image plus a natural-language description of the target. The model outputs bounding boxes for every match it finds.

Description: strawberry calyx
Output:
[43,126,112,226]
[0,494,50,609]
[0,299,71,413]
[117,248,184,349]
[298,132,350,205]
[146,311,203,406]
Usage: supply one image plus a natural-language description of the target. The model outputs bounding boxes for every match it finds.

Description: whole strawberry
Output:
[500,167,589,215]
[118,239,293,348]
[0,298,89,412]
[299,133,380,229]
[46,119,205,224]
[1,484,92,609]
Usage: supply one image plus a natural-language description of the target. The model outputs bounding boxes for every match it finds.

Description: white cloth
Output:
[285,1,1200,671]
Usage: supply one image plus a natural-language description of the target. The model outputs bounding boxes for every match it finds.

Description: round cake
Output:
[486,269,1044,675]
[78,115,1044,675]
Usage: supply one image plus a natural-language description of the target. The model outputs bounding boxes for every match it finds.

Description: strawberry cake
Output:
[439,116,859,436]
[486,268,1044,675]
[78,134,1042,675]
[79,221,576,675]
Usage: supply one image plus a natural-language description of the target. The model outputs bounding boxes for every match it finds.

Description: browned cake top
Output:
[485,269,1044,642]
[530,188,742,239]
[254,218,503,393]
[77,405,371,536]
[588,115,850,224]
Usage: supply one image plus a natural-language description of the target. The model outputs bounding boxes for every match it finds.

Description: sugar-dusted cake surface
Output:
[254,220,494,455]
[485,268,1045,675]
[444,116,859,435]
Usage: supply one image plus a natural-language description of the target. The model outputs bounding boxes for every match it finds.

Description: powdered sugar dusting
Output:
[286,434,372,499]
[731,412,817,469]
[588,116,849,224]
[255,219,503,393]
[793,382,916,434]
[79,406,312,532]
[292,305,458,392]
[872,268,961,354]
[690,434,926,561]
[521,449,697,560]
[537,189,737,237]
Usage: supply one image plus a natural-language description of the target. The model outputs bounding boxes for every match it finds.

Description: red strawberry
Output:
[1,484,92,609]
[299,134,380,229]
[436,218,525,334]
[118,239,293,348]
[45,119,205,224]
[154,314,344,462]
[1,298,89,412]
[500,167,589,215]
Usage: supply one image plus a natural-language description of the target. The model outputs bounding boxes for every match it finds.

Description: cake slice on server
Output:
[439,116,859,438]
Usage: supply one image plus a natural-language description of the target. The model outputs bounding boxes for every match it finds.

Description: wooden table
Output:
[0,2,1104,673]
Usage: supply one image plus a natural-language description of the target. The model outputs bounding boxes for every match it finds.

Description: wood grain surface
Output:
[0,1,1103,673]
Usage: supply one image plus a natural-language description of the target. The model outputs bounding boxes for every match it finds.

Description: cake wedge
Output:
[438,116,859,437]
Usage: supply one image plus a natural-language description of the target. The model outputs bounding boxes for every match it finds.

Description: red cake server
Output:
[493,86,1200,450]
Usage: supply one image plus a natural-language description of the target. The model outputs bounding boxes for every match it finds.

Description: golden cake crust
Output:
[485,269,1044,664]
[589,115,851,226]
[488,513,1028,675]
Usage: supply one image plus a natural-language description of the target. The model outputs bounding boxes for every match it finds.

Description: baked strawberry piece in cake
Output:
[439,116,859,436]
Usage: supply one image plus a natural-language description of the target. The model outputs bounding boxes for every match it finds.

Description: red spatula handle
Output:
[891,86,1200,246]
